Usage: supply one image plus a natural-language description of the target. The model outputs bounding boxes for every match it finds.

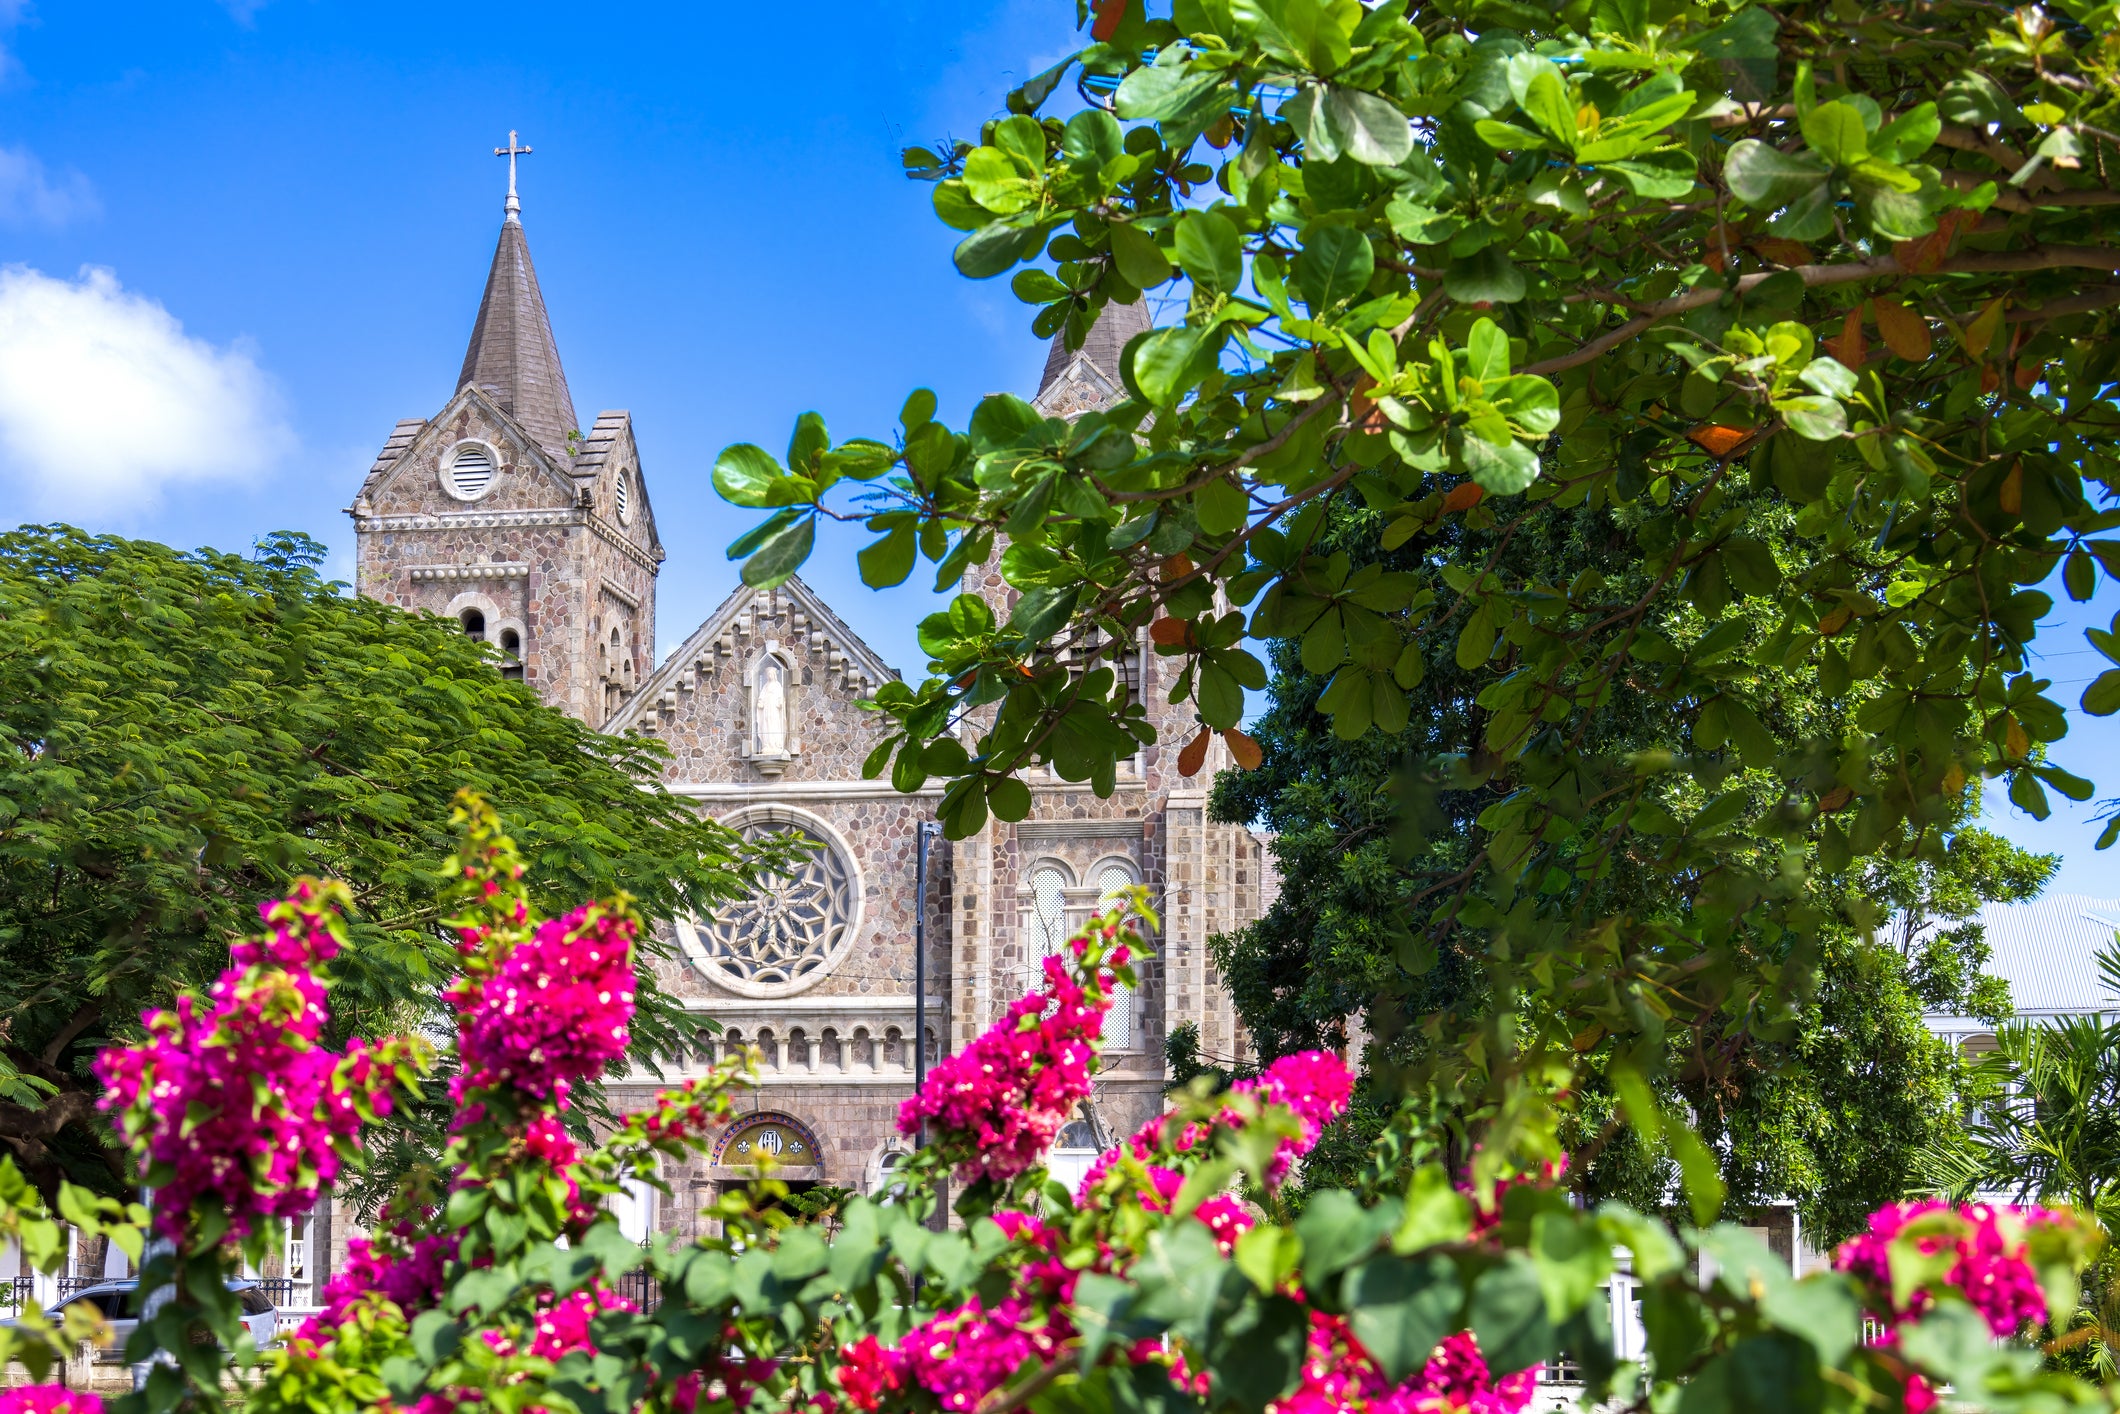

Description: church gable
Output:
[358,385,580,518]
[609,577,897,783]
[574,411,662,562]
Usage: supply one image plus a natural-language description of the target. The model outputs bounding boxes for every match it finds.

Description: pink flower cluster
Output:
[839,1298,1047,1414]
[836,1058,1355,1414]
[481,1286,634,1361]
[296,1226,453,1338]
[451,903,638,1103]
[1834,1200,2055,1337]
[1276,1318,1534,1414]
[95,885,404,1238]
[0,1388,104,1414]
[670,1331,780,1414]
[896,929,1126,1184]
[1081,1051,1357,1197]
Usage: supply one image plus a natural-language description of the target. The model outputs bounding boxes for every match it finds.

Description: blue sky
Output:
[1,0,2117,892]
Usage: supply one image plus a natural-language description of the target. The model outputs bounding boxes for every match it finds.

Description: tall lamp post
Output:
[913,819,943,1230]
[913,820,942,1121]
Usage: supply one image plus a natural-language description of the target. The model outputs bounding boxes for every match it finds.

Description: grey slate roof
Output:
[1038,299,1153,397]
[1967,893,2120,1014]
[362,418,426,491]
[572,410,630,478]
[458,215,579,460]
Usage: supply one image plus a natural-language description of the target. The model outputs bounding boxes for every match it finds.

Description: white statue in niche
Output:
[755,658,788,756]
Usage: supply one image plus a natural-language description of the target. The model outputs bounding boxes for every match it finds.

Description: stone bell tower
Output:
[347,133,663,729]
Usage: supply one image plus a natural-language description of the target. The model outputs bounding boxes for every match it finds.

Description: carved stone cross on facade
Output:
[494,130,532,219]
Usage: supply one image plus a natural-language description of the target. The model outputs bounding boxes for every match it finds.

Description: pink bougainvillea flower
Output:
[897,924,1130,1184]
[0,1388,105,1414]
[1834,1199,2057,1338]
[451,902,638,1103]
[95,883,418,1239]
[1270,1316,1534,1414]
[1080,1050,1357,1199]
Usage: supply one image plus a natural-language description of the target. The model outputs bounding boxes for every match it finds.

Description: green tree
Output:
[719,0,2120,1184]
[1205,498,2054,1240]
[0,525,761,1198]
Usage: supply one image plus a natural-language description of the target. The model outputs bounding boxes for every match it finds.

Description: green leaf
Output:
[1492,376,1560,435]
[1010,586,1078,640]
[1457,432,1540,494]
[954,220,1043,279]
[1724,141,1830,207]
[1800,101,1869,165]
[1455,605,1496,670]
[1668,1121,1727,1224]
[1109,224,1174,289]
[1532,1211,1613,1323]
[1115,63,1223,124]
[1291,225,1374,311]
[1134,326,1219,406]
[1211,1295,1310,1414]
[1394,1164,1473,1252]
[1464,319,1510,383]
[1775,396,1846,441]
[988,775,1033,822]
[1296,1190,1400,1290]
[1176,210,1245,292]
[1442,246,1526,305]
[1344,1255,1462,1382]
[858,525,917,589]
[713,444,785,508]
[2082,670,2120,717]
[1797,356,1857,399]
[1469,1254,1559,1376]
[1514,64,1577,148]
[1327,86,1415,166]
[1196,477,1250,536]
[1602,151,1699,199]
[740,514,815,589]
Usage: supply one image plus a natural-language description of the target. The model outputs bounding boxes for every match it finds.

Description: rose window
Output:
[680,808,861,997]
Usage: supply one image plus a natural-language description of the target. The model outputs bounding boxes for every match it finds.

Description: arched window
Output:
[460,608,486,642]
[498,628,523,681]
[1048,1117,1102,1194]
[1028,862,1074,963]
[1093,860,1141,1051]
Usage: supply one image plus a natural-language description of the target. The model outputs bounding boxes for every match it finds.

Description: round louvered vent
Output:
[615,469,631,523]
[448,446,495,499]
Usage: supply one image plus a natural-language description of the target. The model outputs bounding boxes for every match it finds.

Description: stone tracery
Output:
[679,807,861,998]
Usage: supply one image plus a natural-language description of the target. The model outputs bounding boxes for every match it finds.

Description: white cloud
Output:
[0,144,98,227]
[0,265,296,517]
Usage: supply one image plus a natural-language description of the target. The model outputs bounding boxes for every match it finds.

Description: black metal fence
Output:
[252,1278,301,1308]
[1,1275,34,1312]
[617,1265,661,1314]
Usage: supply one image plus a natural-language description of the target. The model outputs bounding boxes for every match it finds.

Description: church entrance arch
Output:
[709,1111,828,1213]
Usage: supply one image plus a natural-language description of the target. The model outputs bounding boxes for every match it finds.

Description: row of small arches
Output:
[459,610,524,681]
[705,1025,938,1074]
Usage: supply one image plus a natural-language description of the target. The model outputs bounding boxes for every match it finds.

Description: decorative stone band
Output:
[406,562,531,583]
[599,576,641,609]
[1017,819,1145,840]
[349,505,661,574]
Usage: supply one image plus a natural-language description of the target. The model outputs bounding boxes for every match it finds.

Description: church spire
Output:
[1032,299,1152,418]
[458,132,579,459]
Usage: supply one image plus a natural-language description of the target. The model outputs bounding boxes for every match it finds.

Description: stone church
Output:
[345,174,1273,1239]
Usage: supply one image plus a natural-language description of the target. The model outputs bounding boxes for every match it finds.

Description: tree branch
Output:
[1520,246,2120,376]
[36,999,101,1070]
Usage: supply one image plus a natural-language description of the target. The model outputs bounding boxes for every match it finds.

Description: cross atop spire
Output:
[495,130,532,223]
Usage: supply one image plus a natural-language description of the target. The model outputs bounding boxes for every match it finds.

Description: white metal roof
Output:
[1952,893,2120,1016]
